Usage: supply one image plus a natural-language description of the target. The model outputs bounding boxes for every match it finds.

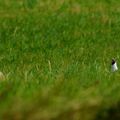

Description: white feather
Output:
[112,62,118,72]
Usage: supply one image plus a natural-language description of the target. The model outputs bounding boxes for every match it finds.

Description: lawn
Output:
[0,0,120,120]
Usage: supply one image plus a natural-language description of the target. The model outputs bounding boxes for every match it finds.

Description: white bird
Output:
[111,59,118,72]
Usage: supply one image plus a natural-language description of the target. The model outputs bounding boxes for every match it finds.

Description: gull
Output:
[111,59,118,72]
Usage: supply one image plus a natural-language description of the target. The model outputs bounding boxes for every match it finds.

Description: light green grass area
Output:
[0,0,120,119]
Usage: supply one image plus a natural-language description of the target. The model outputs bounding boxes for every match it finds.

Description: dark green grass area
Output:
[0,0,120,119]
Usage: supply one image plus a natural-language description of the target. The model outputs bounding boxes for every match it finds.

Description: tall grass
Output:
[0,0,120,119]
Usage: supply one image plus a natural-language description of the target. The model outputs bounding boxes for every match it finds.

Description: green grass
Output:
[0,0,120,119]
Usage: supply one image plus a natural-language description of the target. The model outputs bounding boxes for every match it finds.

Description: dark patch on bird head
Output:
[112,59,116,65]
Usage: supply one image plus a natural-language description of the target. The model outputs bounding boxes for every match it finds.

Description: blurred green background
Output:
[0,0,120,120]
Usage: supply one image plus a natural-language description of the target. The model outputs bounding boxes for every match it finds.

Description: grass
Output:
[0,0,120,119]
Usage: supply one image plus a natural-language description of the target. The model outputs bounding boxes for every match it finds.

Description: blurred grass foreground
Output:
[0,0,120,120]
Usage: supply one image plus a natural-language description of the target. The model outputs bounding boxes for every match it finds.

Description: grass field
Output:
[0,0,120,120]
